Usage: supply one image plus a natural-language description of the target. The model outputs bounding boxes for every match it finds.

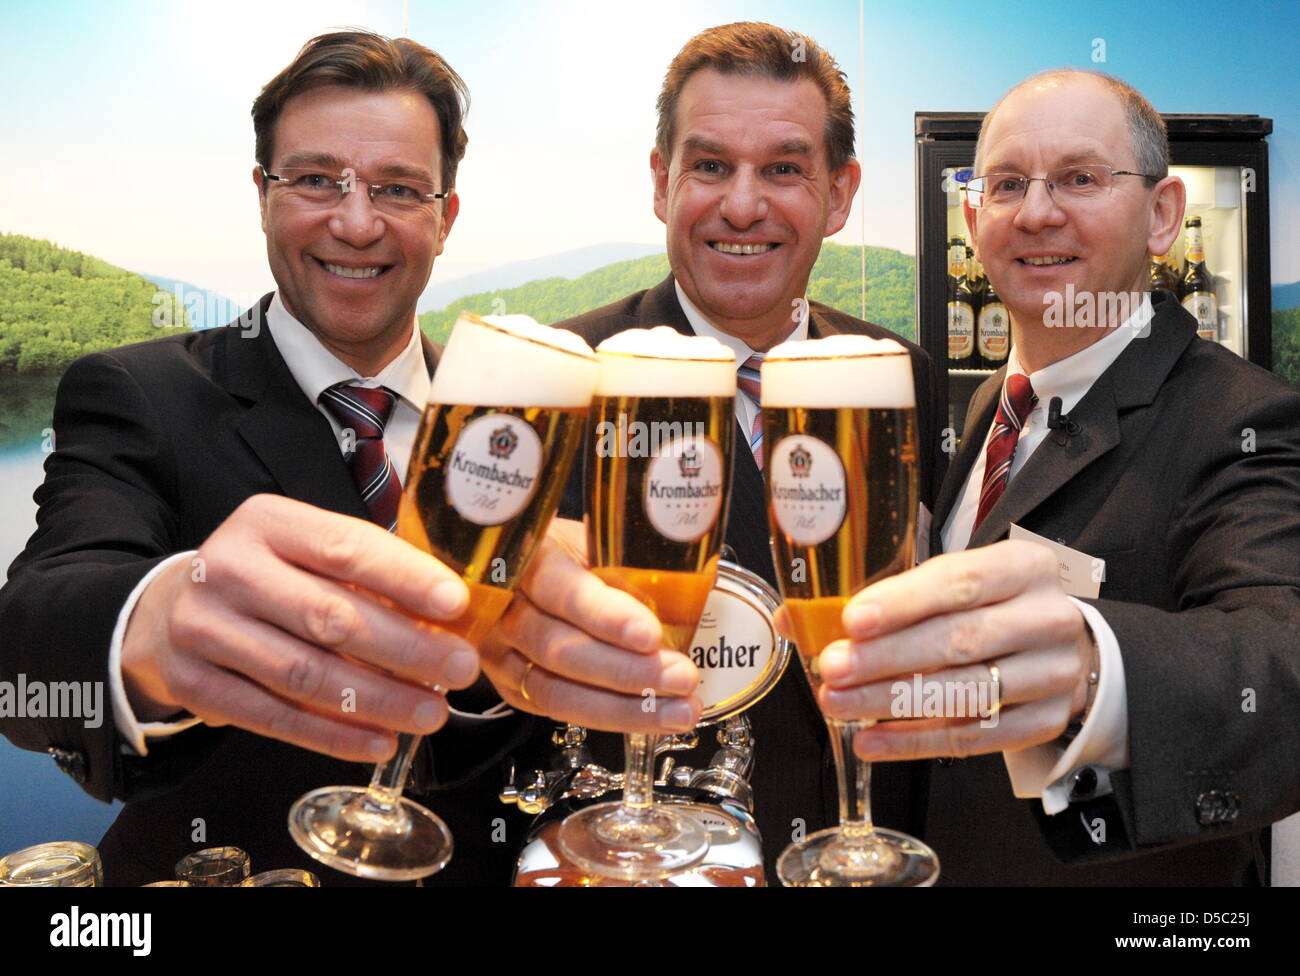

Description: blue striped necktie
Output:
[737,354,764,470]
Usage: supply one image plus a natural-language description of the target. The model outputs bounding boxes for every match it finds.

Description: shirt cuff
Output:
[110,551,205,756]
[448,702,516,722]
[1003,597,1129,814]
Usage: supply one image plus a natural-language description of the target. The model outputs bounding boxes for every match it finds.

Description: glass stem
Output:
[621,733,658,817]
[828,719,874,838]
[365,732,422,813]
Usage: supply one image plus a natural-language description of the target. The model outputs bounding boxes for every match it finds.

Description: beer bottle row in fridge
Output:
[1151,216,1219,342]
[945,236,1008,371]
[947,216,1220,371]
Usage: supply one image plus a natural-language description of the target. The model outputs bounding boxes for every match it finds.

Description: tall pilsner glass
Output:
[289,312,597,880]
[557,326,736,880]
[763,336,940,886]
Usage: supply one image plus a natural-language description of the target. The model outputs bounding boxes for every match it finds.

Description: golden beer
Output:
[557,326,737,881]
[399,402,587,646]
[587,392,734,652]
[762,334,938,887]
[765,405,917,688]
[290,311,597,881]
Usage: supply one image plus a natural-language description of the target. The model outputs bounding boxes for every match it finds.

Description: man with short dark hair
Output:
[481,22,942,876]
[0,30,535,886]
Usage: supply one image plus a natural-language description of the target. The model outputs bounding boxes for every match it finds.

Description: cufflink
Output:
[1195,789,1241,826]
[1069,766,1099,802]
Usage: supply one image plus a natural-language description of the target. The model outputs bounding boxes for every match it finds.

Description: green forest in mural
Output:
[1,230,1298,445]
[418,243,919,343]
[0,234,189,375]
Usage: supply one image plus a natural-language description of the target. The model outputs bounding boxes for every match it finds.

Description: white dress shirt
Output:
[110,296,431,755]
[675,281,808,435]
[940,296,1155,813]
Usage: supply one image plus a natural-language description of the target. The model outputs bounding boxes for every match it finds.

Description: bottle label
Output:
[948,303,975,359]
[690,581,777,715]
[948,245,965,277]
[1185,226,1205,264]
[769,435,847,546]
[444,412,543,526]
[978,303,1010,360]
[642,434,725,543]
[1183,292,1218,339]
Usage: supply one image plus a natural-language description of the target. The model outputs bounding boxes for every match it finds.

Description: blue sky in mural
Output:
[1,0,1296,298]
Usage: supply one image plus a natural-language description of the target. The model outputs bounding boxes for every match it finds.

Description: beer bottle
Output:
[977,272,1010,370]
[1180,217,1218,341]
[968,252,989,369]
[1149,249,1180,297]
[946,236,976,370]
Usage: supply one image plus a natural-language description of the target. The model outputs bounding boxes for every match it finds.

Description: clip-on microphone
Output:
[1046,397,1081,437]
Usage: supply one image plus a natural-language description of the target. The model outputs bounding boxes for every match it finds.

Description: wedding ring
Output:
[519,659,537,705]
[986,661,1002,715]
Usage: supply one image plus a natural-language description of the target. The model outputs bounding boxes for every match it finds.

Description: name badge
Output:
[1008,524,1104,599]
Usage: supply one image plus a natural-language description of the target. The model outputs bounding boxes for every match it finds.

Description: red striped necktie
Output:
[737,354,764,469]
[319,383,403,531]
[973,372,1037,531]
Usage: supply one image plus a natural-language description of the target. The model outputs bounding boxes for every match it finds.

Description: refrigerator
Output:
[914,112,1273,438]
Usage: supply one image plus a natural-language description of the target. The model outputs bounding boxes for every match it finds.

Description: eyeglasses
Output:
[961,164,1161,209]
[261,167,451,216]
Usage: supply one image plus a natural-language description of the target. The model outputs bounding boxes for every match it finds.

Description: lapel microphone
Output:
[1046,396,1081,436]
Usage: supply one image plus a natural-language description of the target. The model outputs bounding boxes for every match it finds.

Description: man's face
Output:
[254,85,457,369]
[653,69,858,346]
[966,76,1181,332]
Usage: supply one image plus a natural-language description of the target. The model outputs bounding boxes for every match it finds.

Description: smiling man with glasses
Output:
[0,31,540,887]
[811,69,1300,885]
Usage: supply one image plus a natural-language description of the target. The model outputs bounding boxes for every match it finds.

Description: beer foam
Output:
[430,311,598,407]
[595,327,737,396]
[761,335,914,408]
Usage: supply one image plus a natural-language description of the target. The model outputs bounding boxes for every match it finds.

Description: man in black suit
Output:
[489,60,1300,885]
[481,22,941,875]
[0,31,548,885]
[814,70,1300,883]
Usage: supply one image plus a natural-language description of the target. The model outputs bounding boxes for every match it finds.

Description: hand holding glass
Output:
[289,312,597,880]
[763,336,940,886]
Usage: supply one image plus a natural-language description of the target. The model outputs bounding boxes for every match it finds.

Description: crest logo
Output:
[488,424,519,459]
[678,443,703,478]
[789,445,812,478]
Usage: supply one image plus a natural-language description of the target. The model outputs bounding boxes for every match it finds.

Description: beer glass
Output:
[289,312,597,880]
[763,336,939,886]
[557,327,736,880]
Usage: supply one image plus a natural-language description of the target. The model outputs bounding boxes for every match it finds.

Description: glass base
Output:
[777,826,939,887]
[288,786,452,881]
[557,801,710,882]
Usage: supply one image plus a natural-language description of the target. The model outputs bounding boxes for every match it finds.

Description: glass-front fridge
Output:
[914,112,1273,438]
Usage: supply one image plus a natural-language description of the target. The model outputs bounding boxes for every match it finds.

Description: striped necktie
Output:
[973,372,1037,531]
[319,383,403,531]
[737,354,764,469]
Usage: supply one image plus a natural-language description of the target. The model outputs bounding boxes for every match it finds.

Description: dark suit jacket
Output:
[552,276,943,875]
[0,296,532,885]
[923,293,1300,884]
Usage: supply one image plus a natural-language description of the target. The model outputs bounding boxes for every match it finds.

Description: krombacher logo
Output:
[789,445,812,478]
[450,450,536,489]
[488,424,519,459]
[646,479,722,499]
[771,483,843,502]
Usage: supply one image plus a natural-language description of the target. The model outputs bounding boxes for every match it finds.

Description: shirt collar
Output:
[1007,292,1153,414]
[674,280,810,363]
[266,293,430,411]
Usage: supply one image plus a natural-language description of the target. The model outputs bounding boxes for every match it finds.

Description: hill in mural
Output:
[0,234,190,375]
[418,243,918,343]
